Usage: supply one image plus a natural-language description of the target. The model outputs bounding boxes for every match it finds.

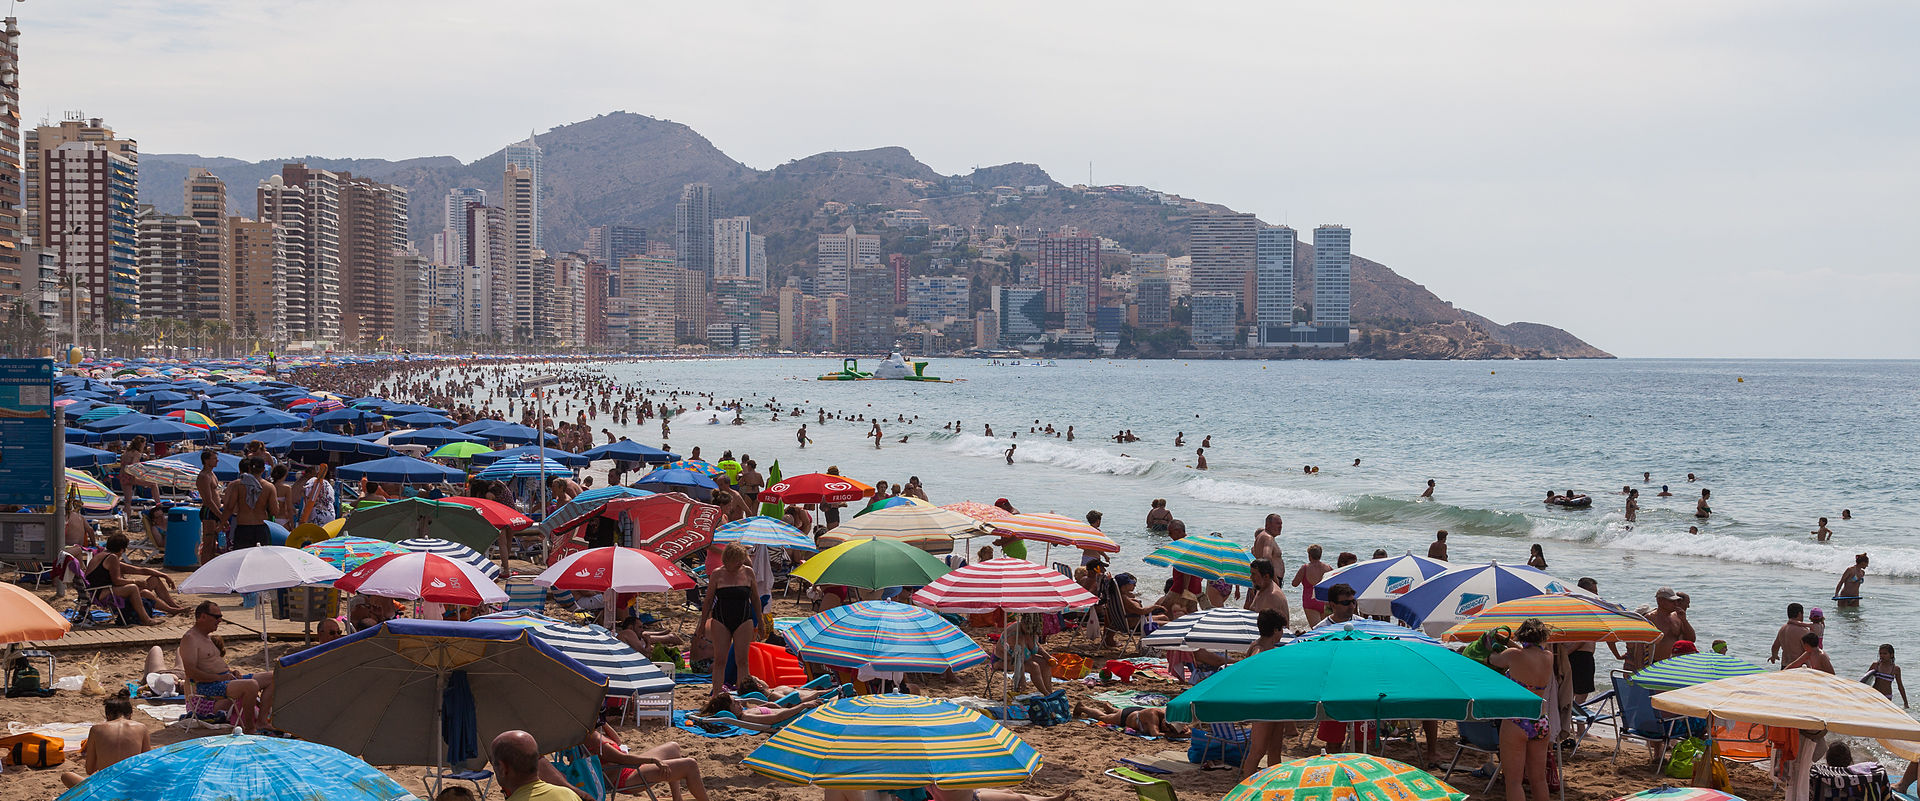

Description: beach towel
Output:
[1091,691,1170,709]
[442,670,478,765]
[672,672,711,685]
[138,704,188,722]
[672,711,754,738]
[1117,750,1202,776]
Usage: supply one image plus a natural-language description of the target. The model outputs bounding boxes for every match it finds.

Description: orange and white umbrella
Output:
[0,583,69,643]
[991,512,1119,553]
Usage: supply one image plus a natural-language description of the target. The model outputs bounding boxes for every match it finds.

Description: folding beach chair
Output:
[502,574,548,613]
[1611,671,1686,771]
[1445,719,1566,801]
[1105,765,1178,801]
[423,767,495,801]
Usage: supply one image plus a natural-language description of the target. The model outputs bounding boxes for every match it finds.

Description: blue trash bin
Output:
[164,506,200,569]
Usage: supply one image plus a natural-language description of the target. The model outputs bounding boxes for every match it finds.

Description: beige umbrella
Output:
[1652,667,1920,740]
[817,505,987,554]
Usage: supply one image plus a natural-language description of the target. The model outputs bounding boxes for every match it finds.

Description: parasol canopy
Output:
[1650,667,1920,740]
[911,557,1097,614]
[743,694,1040,790]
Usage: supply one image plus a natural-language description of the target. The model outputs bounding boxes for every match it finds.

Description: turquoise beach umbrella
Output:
[715,515,817,551]
[54,730,420,801]
[787,600,988,673]
[1630,652,1768,691]
[1143,532,1255,587]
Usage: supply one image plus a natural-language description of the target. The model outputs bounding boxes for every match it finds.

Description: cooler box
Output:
[164,506,200,569]
[273,586,340,622]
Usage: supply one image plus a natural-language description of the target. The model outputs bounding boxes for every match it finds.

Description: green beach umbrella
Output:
[1143,532,1255,587]
[428,441,494,459]
[1629,652,1768,691]
[1167,628,1544,724]
[342,497,505,554]
[1225,753,1465,801]
[756,460,785,519]
[790,537,951,590]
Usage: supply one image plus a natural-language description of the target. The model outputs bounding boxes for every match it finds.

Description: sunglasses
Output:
[1331,598,1355,606]
[201,611,223,620]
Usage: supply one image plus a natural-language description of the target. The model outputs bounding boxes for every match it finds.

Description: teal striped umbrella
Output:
[53,731,419,801]
[1630,653,1768,691]
[659,458,725,480]
[300,535,406,572]
[744,694,1040,790]
[715,515,817,551]
[787,600,988,673]
[1143,532,1255,587]
[474,456,570,480]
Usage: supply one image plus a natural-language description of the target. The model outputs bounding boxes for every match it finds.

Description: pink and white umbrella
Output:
[990,512,1120,554]
[534,546,694,593]
[912,557,1098,613]
[334,551,507,606]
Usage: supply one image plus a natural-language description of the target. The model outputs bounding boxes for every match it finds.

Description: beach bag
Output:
[1022,690,1069,727]
[8,660,41,693]
[1461,627,1511,665]
[0,733,65,769]
[1665,736,1707,780]
[1050,653,1092,680]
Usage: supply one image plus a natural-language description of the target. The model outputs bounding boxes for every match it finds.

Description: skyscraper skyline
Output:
[1313,224,1351,330]
[1255,224,1295,345]
[674,183,713,277]
[503,135,542,249]
[1187,210,1257,324]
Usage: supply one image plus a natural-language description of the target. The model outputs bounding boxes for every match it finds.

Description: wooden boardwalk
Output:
[25,617,318,652]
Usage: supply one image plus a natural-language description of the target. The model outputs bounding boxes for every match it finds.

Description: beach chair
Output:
[1189,722,1249,767]
[502,575,547,613]
[1568,689,1617,752]
[616,661,676,728]
[1611,671,1685,771]
[1709,718,1772,777]
[1811,761,1891,801]
[1054,562,1074,579]
[1105,765,1178,801]
[1444,720,1566,801]
[423,768,495,801]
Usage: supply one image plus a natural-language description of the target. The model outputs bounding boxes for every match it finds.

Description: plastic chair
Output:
[1611,671,1685,771]
[617,661,676,727]
[423,768,494,801]
[1105,765,1178,801]
[1444,719,1503,791]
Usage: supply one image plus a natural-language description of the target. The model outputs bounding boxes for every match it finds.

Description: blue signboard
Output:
[0,358,57,506]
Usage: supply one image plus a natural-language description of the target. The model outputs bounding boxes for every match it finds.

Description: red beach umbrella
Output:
[912,558,1098,614]
[757,472,875,505]
[438,496,533,531]
[333,552,507,606]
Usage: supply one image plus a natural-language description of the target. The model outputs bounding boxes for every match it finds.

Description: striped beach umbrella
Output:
[1143,533,1255,587]
[743,694,1041,790]
[163,410,217,429]
[473,610,673,695]
[912,558,1097,614]
[1142,607,1263,653]
[1441,593,1660,644]
[333,552,507,605]
[538,486,652,536]
[939,501,1012,524]
[396,536,502,581]
[534,546,692,593]
[1609,788,1747,801]
[300,535,405,572]
[1629,653,1768,691]
[435,497,532,531]
[788,600,989,673]
[474,456,570,481]
[714,516,817,551]
[52,731,418,801]
[64,468,119,512]
[989,512,1119,553]
[1389,561,1569,636]
[1295,618,1441,645]
[1226,754,1465,801]
[817,505,986,552]
[1651,667,1920,740]
[1314,553,1454,617]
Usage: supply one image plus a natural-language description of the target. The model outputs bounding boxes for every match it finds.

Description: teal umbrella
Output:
[1167,629,1544,724]
[1630,653,1768,691]
[54,731,420,801]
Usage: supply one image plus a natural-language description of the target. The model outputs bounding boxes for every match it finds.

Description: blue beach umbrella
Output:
[456,420,554,445]
[52,731,421,801]
[580,440,678,464]
[1389,561,1569,636]
[474,456,570,481]
[309,406,385,428]
[80,410,152,430]
[714,515,817,551]
[222,409,306,432]
[632,467,718,495]
[98,417,215,444]
[471,445,592,467]
[75,404,136,424]
[391,411,458,428]
[1314,552,1455,617]
[62,444,119,468]
[787,600,988,673]
[227,428,298,454]
[286,431,396,463]
[743,694,1041,790]
[333,456,468,485]
[537,486,652,535]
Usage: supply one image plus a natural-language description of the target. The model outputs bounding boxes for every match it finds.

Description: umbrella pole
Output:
[258,601,271,664]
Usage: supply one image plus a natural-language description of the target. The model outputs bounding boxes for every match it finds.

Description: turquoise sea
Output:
[559,357,1918,695]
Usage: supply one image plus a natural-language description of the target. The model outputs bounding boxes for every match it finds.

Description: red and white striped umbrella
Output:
[912,557,1098,613]
[333,551,507,606]
[990,512,1120,553]
[534,546,695,593]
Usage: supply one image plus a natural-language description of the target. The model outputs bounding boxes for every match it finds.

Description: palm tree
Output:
[204,319,232,358]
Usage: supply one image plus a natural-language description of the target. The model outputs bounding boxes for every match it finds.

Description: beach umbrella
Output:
[534,546,693,593]
[1313,553,1455,617]
[580,440,676,464]
[1143,533,1255,587]
[99,417,214,443]
[474,455,571,481]
[333,552,508,605]
[274,620,605,768]
[1,582,69,644]
[911,557,1097,613]
[227,428,298,454]
[391,412,458,428]
[333,455,468,484]
[1141,607,1264,653]
[1608,788,1748,801]
[1389,561,1570,636]
[472,610,673,695]
[378,403,451,416]
[471,444,591,467]
[63,468,119,512]
[390,429,489,448]
[853,495,931,516]
[125,453,236,486]
[553,492,721,562]
[988,512,1120,554]
[397,537,502,581]
[307,401,355,419]
[1652,667,1920,740]
[456,421,553,445]
[162,409,217,429]
[1295,618,1441,645]
[436,497,533,531]
[221,409,306,432]
[791,537,952,590]
[630,466,717,497]
[285,431,396,463]
[178,545,344,594]
[81,410,154,431]
[51,731,421,801]
[788,600,989,673]
[756,460,786,519]
[1442,593,1661,644]
[300,535,406,572]
[538,486,652,535]
[1630,653,1770,691]
[1225,754,1465,801]
[1167,628,1544,724]
[714,515,817,551]
[757,472,872,505]
[426,441,494,459]
[342,497,506,554]
[75,404,136,424]
[658,458,724,480]
[817,505,986,553]
[743,694,1041,790]
[62,443,119,468]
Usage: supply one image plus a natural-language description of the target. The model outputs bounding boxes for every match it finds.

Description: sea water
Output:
[578,357,1919,697]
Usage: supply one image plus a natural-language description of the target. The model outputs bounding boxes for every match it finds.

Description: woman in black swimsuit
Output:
[700,542,759,697]
[81,534,186,624]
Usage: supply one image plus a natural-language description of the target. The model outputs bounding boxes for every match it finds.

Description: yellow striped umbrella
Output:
[818,505,988,552]
[1653,667,1920,740]
[64,468,119,512]
[990,512,1118,553]
[744,694,1040,789]
[1439,593,1660,644]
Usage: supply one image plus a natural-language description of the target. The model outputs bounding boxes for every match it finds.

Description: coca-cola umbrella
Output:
[334,552,508,606]
[535,546,694,625]
[548,492,722,563]
[757,473,875,506]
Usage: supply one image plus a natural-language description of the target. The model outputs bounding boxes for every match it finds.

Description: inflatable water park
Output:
[817,352,951,382]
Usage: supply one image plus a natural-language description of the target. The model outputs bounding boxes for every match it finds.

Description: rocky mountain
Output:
[138,111,1610,358]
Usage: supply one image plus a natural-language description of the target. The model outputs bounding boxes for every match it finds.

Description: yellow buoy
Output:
[1737,377,1744,383]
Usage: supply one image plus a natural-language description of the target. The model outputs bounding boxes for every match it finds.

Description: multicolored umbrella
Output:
[1442,593,1660,644]
[1389,561,1569,635]
[472,610,673,695]
[1314,552,1454,617]
[714,515,817,551]
[51,731,420,801]
[535,546,693,593]
[658,458,725,480]
[64,468,118,512]
[757,472,874,505]
[1608,788,1748,801]
[1141,607,1263,653]
[787,600,988,673]
[911,557,1097,614]
[124,455,213,488]
[333,552,507,605]
[1630,652,1769,691]
[163,409,217,429]
[396,537,502,581]
[1143,533,1254,587]
[301,535,406,572]
[989,512,1119,553]
[538,485,652,535]
[1225,754,1464,801]
[817,505,985,552]
[743,694,1041,790]
[791,537,952,590]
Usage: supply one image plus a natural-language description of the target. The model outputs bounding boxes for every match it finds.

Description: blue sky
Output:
[24,1,1919,357]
